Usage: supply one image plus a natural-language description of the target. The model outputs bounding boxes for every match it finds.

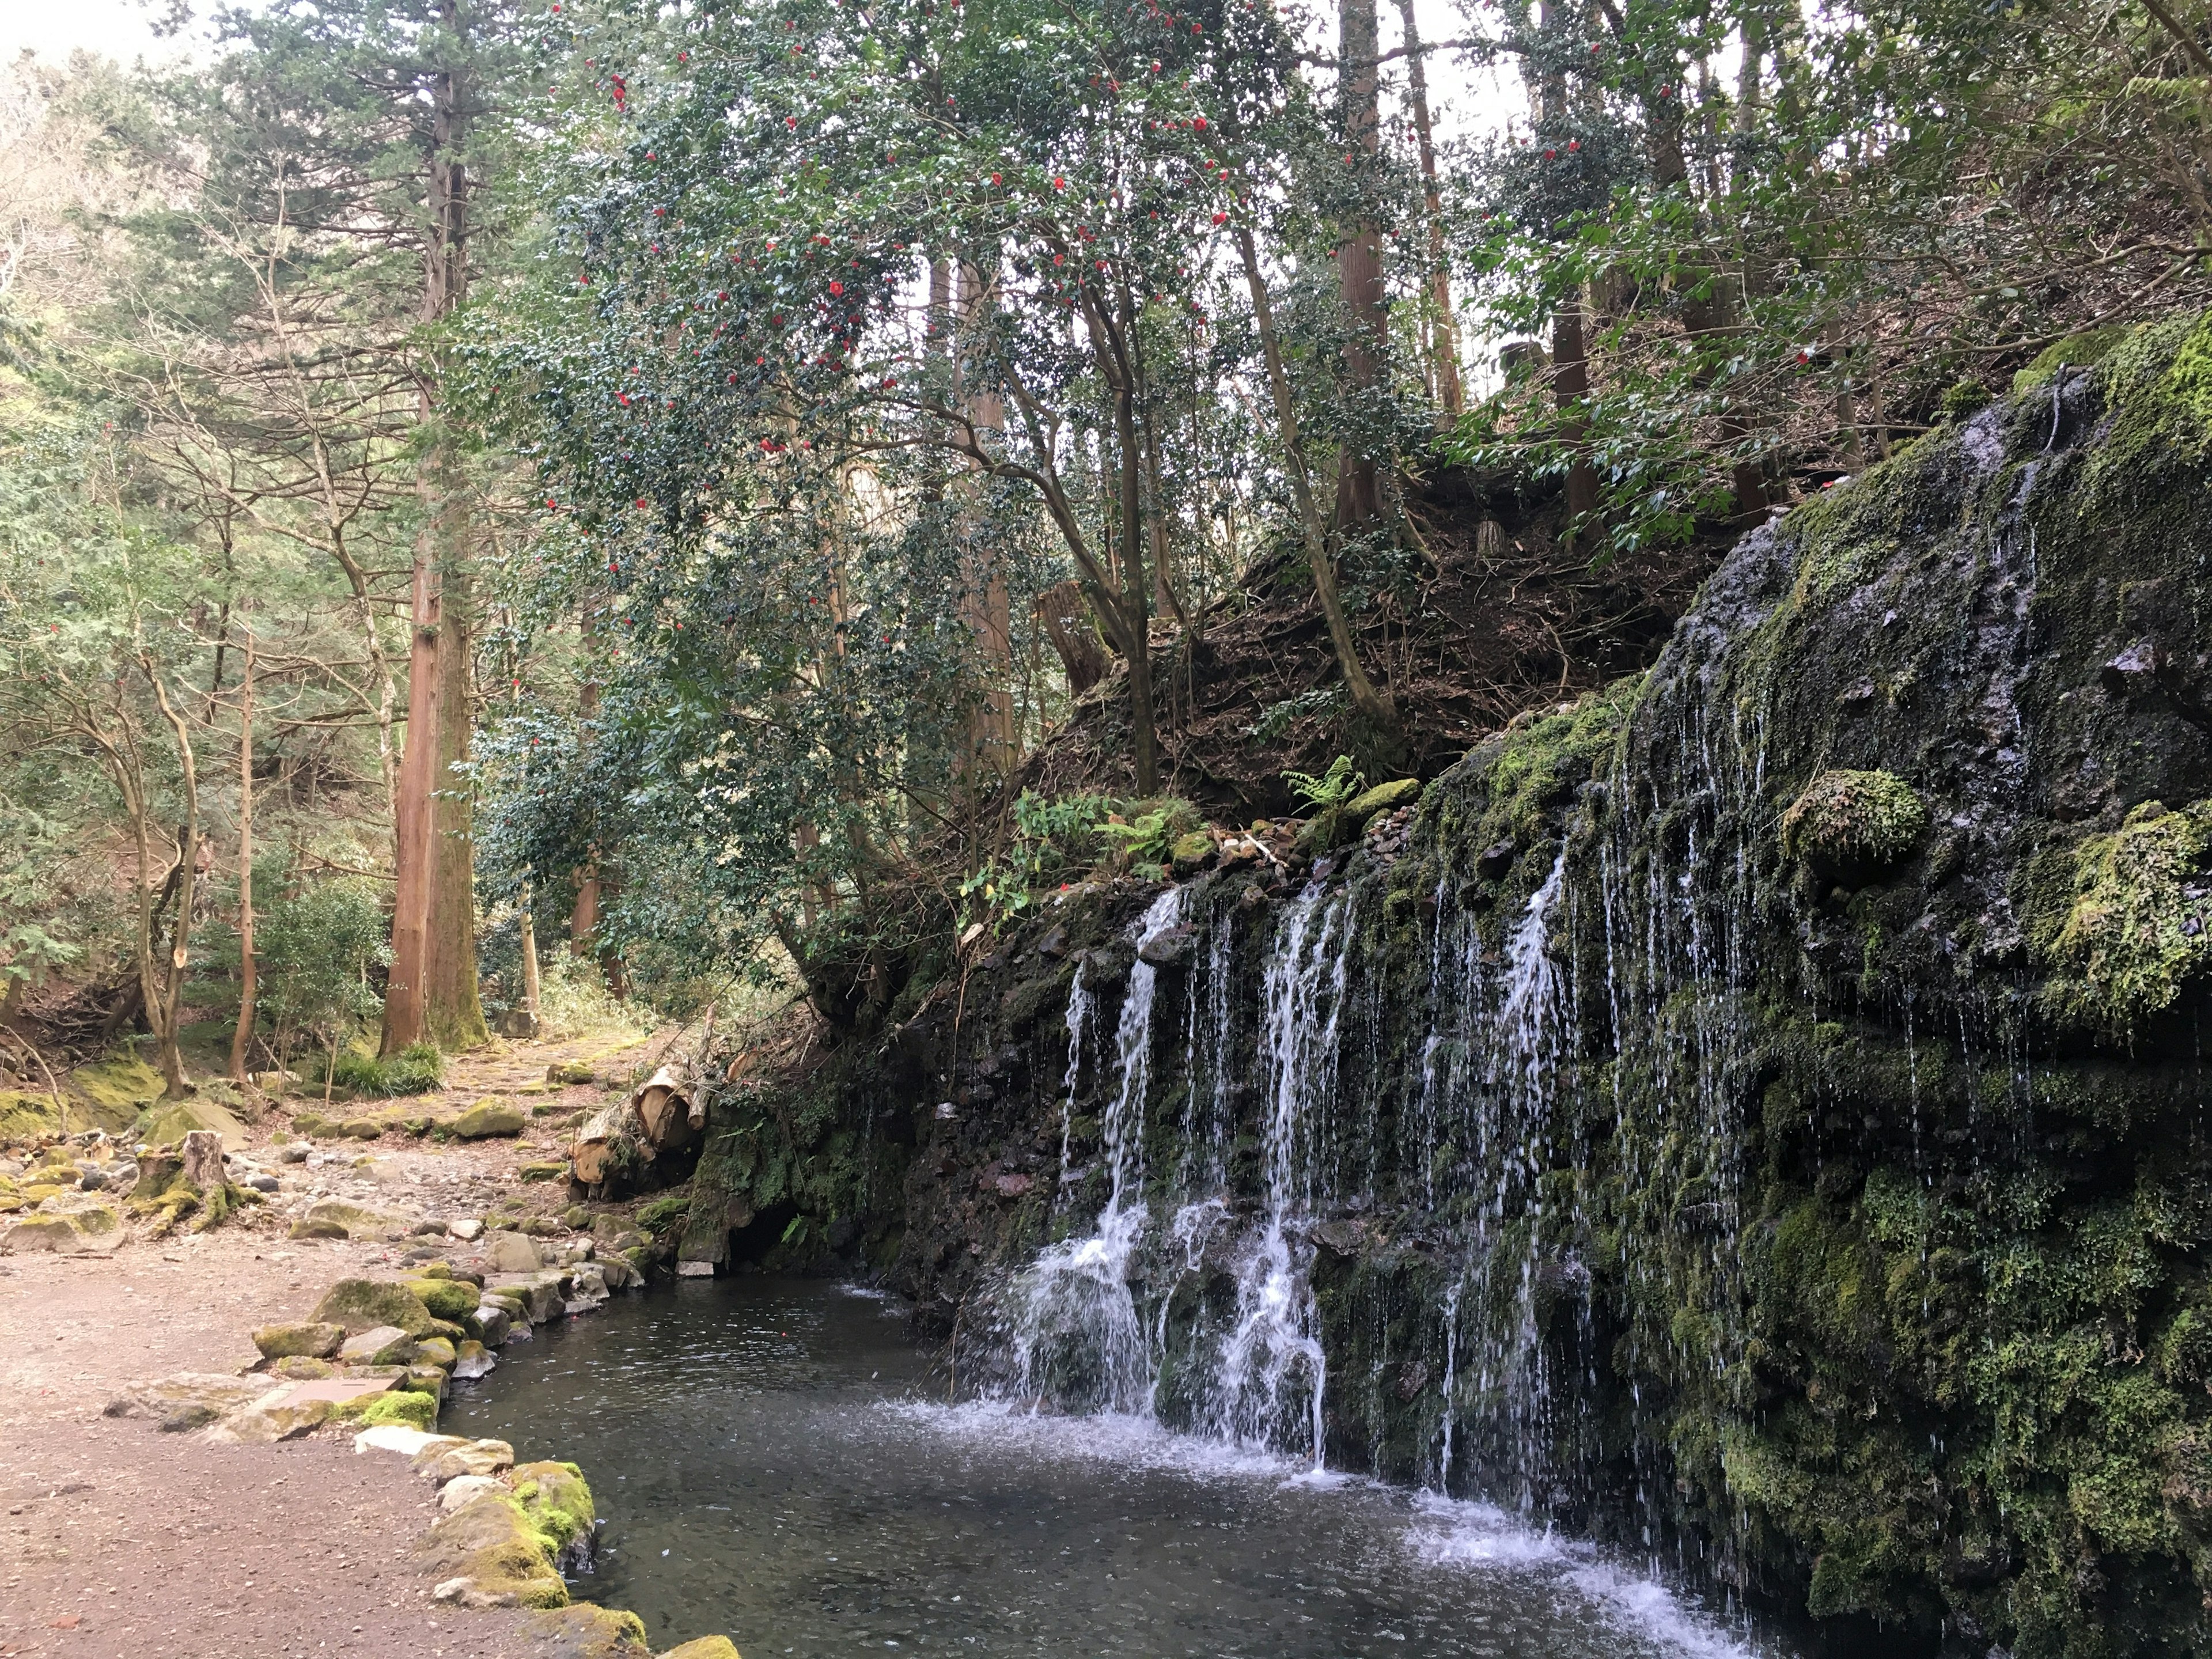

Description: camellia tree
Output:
[464,0,1423,984]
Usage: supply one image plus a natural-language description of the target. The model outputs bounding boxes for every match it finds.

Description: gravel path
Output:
[0,1028,673,1659]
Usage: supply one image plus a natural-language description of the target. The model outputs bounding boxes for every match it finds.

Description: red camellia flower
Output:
[1213,211,1226,224]
[830,279,844,295]
[1193,115,1207,128]
[1053,253,1065,264]
[1544,148,1556,159]
[616,392,631,405]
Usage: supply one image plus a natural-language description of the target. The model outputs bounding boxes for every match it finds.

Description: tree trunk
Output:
[228,625,256,1083]
[1552,294,1601,533]
[1396,0,1462,418]
[423,558,487,1050]
[957,261,1016,779]
[139,669,202,1100]
[519,884,542,1031]
[1236,227,1397,733]
[1335,0,1387,529]
[384,0,480,1055]
[382,495,444,1054]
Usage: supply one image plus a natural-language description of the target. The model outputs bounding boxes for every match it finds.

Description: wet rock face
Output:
[690,321,2212,1654]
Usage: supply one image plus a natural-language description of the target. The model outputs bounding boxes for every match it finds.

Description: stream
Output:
[441,1277,1787,1659]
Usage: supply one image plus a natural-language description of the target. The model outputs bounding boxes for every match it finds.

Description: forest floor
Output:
[0,1025,675,1659]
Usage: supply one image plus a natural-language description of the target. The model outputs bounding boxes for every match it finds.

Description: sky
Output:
[3,0,198,66]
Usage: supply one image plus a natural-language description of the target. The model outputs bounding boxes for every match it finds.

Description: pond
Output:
[440,1277,1785,1659]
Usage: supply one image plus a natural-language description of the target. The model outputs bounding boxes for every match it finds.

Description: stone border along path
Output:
[0,1026,738,1658]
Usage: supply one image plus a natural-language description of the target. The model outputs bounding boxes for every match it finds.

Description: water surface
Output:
[442,1278,1773,1658]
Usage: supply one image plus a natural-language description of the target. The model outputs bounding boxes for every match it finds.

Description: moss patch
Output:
[1780,769,1928,884]
[2031,800,2212,1037]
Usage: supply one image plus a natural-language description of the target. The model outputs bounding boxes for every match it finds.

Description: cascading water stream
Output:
[1012,887,1187,1415]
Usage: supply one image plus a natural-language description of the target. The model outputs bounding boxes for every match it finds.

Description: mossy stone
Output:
[2031,798,2212,1036]
[524,1604,650,1658]
[1345,777,1422,822]
[404,1277,483,1322]
[311,1277,439,1337]
[412,1336,458,1369]
[1780,769,1927,884]
[657,1639,742,1659]
[252,1321,346,1360]
[335,1388,438,1433]
[512,1460,596,1565]
[450,1100,527,1139]
[416,1493,568,1610]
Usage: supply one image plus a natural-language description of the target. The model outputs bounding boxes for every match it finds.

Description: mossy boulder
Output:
[450,1100,527,1139]
[134,1094,249,1153]
[512,1460,597,1573]
[69,1054,163,1132]
[311,1277,439,1337]
[252,1321,346,1361]
[417,1493,569,1609]
[1167,831,1215,875]
[2031,798,2212,1036]
[1779,768,1927,885]
[405,1277,483,1323]
[525,1604,652,1659]
[1344,777,1421,823]
[657,1639,741,1659]
[335,1388,438,1433]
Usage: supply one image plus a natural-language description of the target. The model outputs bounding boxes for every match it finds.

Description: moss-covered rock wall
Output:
[685,317,2212,1658]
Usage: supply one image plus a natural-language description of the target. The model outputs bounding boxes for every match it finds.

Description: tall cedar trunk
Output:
[1334,0,1386,528]
[957,261,1016,778]
[518,884,542,1028]
[228,626,256,1082]
[423,559,487,1047]
[1235,228,1396,731]
[382,0,482,1054]
[1396,0,1463,416]
[1110,329,1159,796]
[384,502,441,1049]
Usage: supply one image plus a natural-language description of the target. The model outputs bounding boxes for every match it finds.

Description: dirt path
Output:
[0,1027,678,1659]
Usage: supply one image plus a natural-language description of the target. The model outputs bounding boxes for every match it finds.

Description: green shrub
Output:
[329,1042,445,1099]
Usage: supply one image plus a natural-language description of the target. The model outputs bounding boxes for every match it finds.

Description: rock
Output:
[1780,768,1928,885]
[452,1340,497,1380]
[486,1271,566,1323]
[353,1423,444,1457]
[657,1639,742,1659]
[520,1162,567,1182]
[449,1100,527,1139]
[406,1364,450,1400]
[3,1216,84,1253]
[252,1321,346,1361]
[525,1604,652,1659]
[104,1372,280,1431]
[206,1395,333,1444]
[271,1355,335,1380]
[245,1173,281,1194]
[414,1492,569,1610]
[448,1217,484,1241]
[290,1217,349,1240]
[469,1304,513,1347]
[404,1276,483,1322]
[297,1198,412,1241]
[1475,838,1517,881]
[562,1205,592,1230]
[339,1325,419,1365]
[547,1060,596,1086]
[511,1459,598,1574]
[279,1143,310,1163]
[414,1336,458,1369]
[311,1278,440,1336]
[415,1436,515,1482]
[134,1099,249,1154]
[440,1474,505,1513]
[676,1259,715,1278]
[332,1387,438,1433]
[597,1256,632,1291]
[1168,830,1215,874]
[1345,777,1422,822]
[484,1231,542,1273]
[1136,923,1198,966]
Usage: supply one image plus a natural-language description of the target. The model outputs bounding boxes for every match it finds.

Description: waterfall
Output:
[1207,884,1350,1465]
[1011,887,1187,1415]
